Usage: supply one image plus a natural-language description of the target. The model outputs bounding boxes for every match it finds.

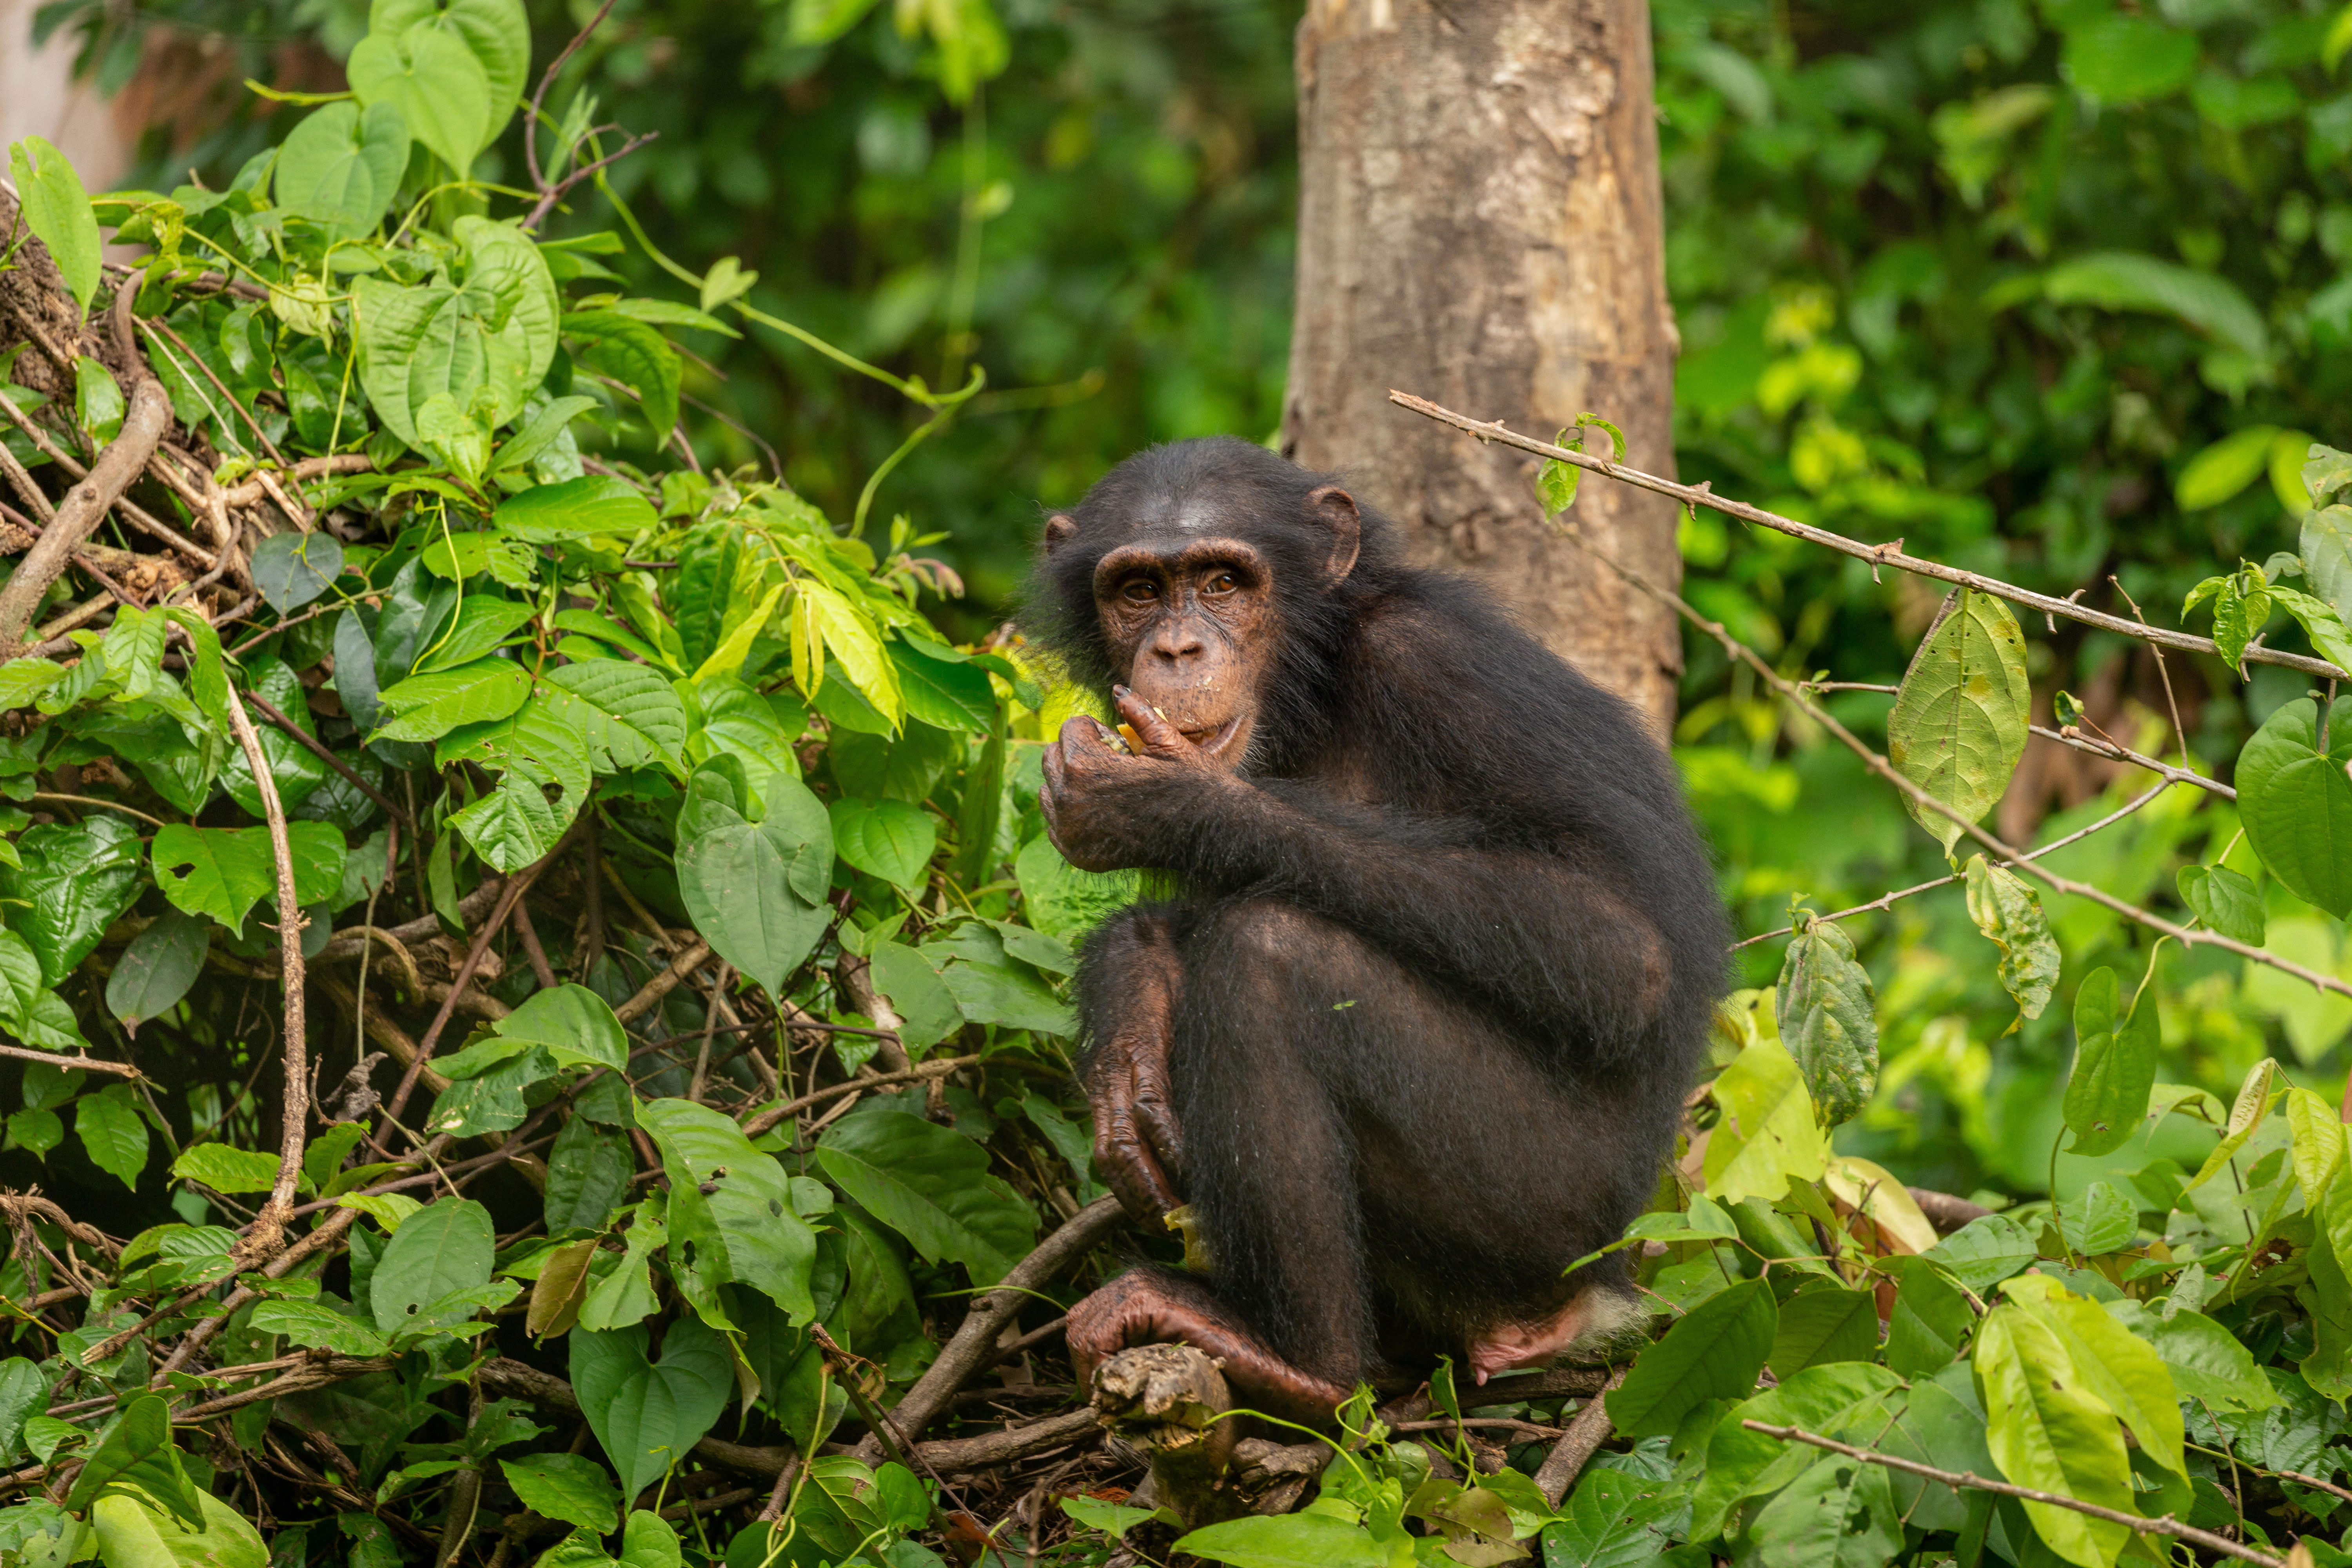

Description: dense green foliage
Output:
[22,0,2352,1566]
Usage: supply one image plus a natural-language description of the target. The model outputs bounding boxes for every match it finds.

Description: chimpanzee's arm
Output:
[1043,710,1672,1049]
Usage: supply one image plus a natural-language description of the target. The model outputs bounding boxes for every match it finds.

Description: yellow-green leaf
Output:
[1703,1039,1829,1206]
[1886,590,2030,856]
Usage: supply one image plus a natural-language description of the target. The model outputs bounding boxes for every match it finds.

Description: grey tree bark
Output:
[1282,0,1683,731]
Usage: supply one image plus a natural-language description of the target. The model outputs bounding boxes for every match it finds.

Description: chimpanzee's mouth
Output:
[1179,717,1245,758]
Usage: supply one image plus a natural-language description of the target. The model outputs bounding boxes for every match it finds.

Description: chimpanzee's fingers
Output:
[1058,713,1113,756]
[1111,685,1197,760]
[1094,1086,1181,1221]
[1129,1054,1184,1173]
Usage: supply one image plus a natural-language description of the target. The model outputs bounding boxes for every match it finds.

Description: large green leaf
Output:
[369,0,531,142]
[374,658,533,742]
[1882,1256,1973,1377]
[1702,1039,1828,1205]
[545,1115,633,1235]
[545,660,688,771]
[1606,1276,1776,1438]
[1768,1285,1879,1379]
[564,310,683,436]
[171,1143,281,1194]
[414,597,534,673]
[815,1103,1037,1284]
[2302,504,2352,621]
[2105,1301,2278,1413]
[1747,1447,1901,1568]
[64,1397,201,1524]
[1541,1470,1687,1568]
[2175,425,2279,510]
[1974,1307,2135,1568]
[370,1198,495,1333]
[222,658,330,816]
[869,940,963,1053]
[1963,855,2058,1022]
[441,693,591,871]
[347,17,489,172]
[274,99,410,237]
[490,985,628,1072]
[499,1454,619,1535]
[676,773,833,995]
[2042,249,2263,359]
[830,797,937,890]
[636,1098,819,1323]
[1886,589,2030,855]
[2237,697,2352,916]
[352,219,557,445]
[104,907,208,1030]
[495,475,661,543]
[150,822,345,938]
[7,138,100,313]
[570,1318,734,1499]
[250,1300,392,1357]
[0,815,145,985]
[1773,917,1877,1124]
[2061,963,2159,1158]
[1173,1514,1387,1568]
[75,1084,147,1192]
[2176,863,2264,945]
[886,639,996,733]
[2000,1273,2182,1476]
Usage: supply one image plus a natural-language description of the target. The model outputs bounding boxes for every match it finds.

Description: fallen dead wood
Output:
[853,1194,1127,1462]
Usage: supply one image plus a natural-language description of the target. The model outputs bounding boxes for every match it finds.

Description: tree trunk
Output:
[1283,0,1682,731]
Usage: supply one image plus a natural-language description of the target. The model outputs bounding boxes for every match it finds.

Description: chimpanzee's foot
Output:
[1465,1287,1646,1384]
[1067,1267,1351,1427]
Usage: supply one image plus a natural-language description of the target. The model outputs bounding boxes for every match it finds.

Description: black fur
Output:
[1034,437,1726,1387]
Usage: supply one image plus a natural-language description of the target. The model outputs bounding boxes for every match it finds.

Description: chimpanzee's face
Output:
[1085,535,1275,772]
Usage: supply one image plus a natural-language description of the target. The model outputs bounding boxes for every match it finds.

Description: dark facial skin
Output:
[1038,484,1360,874]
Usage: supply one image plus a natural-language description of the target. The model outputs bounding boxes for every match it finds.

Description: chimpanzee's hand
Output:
[1039,687,1220,873]
[1087,1030,1185,1224]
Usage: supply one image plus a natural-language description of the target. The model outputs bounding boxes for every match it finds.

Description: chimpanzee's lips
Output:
[1179,717,1244,757]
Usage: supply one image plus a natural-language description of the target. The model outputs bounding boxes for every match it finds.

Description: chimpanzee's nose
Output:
[1149,618,1207,663]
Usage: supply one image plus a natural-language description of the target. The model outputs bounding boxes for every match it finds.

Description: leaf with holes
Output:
[150,822,346,938]
[1886,590,2030,855]
[441,695,590,871]
[1774,918,1878,1125]
[370,1198,495,1334]
[1963,855,2059,1023]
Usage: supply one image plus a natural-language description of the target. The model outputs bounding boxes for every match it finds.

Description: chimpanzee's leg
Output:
[1069,897,1656,1419]
[1074,903,1187,1222]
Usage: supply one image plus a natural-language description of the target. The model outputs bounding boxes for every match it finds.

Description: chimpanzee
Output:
[1029,437,1726,1425]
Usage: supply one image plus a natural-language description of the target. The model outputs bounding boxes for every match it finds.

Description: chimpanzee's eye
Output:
[1203,570,1239,595]
[1121,579,1160,604]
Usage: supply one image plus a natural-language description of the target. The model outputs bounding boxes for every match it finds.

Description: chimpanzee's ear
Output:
[1043,514,1077,553]
[1305,485,1361,585]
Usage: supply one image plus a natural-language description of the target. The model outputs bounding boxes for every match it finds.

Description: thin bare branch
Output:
[1390,390,2348,683]
[1742,1421,2287,1568]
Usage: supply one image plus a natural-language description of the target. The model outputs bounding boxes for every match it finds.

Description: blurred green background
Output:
[38,0,2352,1203]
